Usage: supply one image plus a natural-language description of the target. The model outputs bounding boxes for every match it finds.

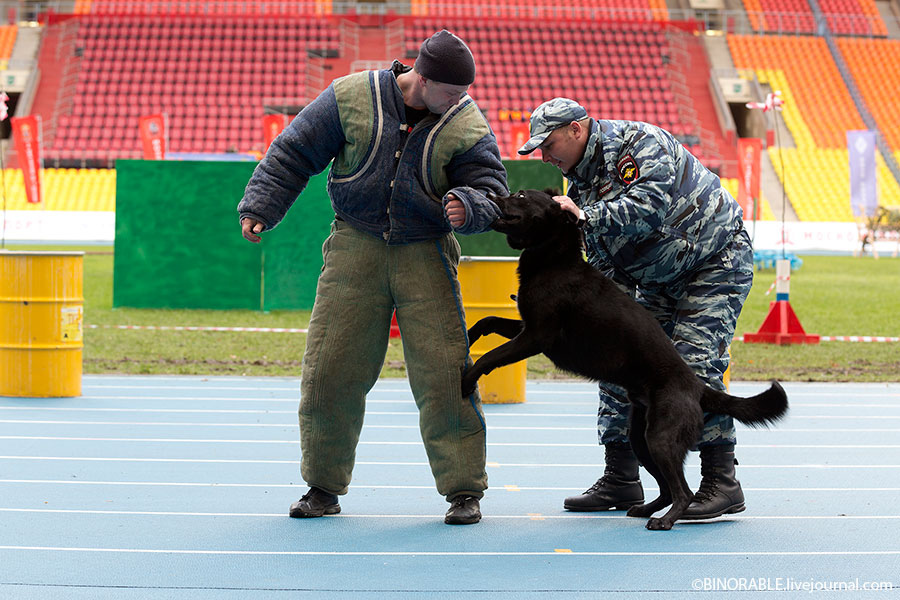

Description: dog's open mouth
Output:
[495,213,521,226]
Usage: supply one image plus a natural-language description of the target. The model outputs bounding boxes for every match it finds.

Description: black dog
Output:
[462,189,788,530]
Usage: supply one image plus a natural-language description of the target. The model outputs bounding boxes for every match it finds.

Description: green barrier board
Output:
[113,159,562,310]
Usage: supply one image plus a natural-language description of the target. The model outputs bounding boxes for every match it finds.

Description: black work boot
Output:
[564,442,644,511]
[681,444,746,520]
[445,495,482,524]
[289,487,341,518]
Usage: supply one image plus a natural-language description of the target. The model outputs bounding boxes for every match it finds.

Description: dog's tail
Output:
[700,381,788,428]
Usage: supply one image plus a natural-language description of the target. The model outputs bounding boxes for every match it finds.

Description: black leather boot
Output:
[289,487,341,518]
[564,442,644,511]
[445,495,482,524]
[681,444,745,520]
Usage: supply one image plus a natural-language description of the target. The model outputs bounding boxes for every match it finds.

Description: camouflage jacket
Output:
[568,119,746,290]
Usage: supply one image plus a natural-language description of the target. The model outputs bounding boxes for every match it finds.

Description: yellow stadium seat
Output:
[1,169,116,212]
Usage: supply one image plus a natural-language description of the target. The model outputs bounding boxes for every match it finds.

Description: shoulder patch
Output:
[598,181,613,197]
[617,155,639,185]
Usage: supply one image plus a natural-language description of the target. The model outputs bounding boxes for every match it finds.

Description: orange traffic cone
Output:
[389,310,401,339]
[744,259,819,345]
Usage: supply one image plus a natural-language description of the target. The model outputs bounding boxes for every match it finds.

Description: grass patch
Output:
[11,246,898,381]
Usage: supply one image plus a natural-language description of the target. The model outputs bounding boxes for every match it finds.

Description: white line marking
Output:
[1,508,899,520]
[3,420,900,433]
[1,546,898,557]
[6,397,899,409]
[73,385,900,399]
[0,420,299,428]
[3,480,899,492]
[2,436,900,449]
[2,408,899,419]
[3,456,900,468]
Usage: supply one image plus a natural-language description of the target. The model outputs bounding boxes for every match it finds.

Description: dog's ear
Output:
[543,187,562,197]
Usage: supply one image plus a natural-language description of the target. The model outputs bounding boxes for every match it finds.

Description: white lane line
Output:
[0,420,300,428]
[3,479,900,492]
[3,436,900,449]
[2,508,899,520]
[5,397,899,409]
[1,546,898,557]
[2,408,899,419]
[76,382,900,395]
[3,420,900,433]
[3,456,900,468]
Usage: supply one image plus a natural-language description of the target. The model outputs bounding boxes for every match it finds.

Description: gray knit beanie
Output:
[414,30,476,86]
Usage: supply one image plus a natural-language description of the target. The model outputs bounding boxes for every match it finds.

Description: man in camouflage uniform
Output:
[518,98,754,520]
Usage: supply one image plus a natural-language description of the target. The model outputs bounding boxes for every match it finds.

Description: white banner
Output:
[0,212,897,254]
[0,211,115,243]
[747,220,899,254]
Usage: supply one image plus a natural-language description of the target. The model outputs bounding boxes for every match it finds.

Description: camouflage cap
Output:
[517,97,589,155]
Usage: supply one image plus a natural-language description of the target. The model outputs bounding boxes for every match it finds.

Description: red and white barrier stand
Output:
[744,259,820,345]
[390,310,401,338]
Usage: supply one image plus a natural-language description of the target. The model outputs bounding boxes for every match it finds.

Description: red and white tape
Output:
[734,335,899,343]
[87,324,898,342]
[87,324,309,333]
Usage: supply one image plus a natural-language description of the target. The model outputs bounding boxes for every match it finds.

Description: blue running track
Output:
[1,377,898,598]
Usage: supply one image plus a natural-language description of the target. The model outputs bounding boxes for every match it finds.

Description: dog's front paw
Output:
[467,318,492,345]
[646,517,673,531]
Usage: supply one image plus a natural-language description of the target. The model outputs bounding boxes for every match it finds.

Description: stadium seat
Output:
[728,35,900,221]
[43,14,337,165]
[838,38,900,152]
[1,169,116,211]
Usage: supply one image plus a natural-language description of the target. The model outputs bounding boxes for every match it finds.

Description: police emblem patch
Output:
[617,155,639,184]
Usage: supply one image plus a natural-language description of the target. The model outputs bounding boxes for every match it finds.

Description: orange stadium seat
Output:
[741,0,816,33]
[728,35,900,221]
[0,25,17,66]
[838,38,900,151]
[729,35,864,149]
[418,0,666,20]
[819,0,887,35]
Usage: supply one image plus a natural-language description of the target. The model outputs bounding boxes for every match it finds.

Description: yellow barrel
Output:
[458,256,525,404]
[0,251,84,397]
[723,346,731,390]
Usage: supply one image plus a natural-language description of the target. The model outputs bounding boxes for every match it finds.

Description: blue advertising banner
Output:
[847,130,878,218]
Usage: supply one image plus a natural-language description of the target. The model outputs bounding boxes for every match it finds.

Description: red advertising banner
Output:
[737,137,762,220]
[11,115,42,204]
[139,114,167,160]
[262,114,289,152]
[510,121,530,160]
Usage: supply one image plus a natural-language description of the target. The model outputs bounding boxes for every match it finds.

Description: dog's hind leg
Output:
[625,405,672,520]
[467,317,524,345]
[642,408,698,531]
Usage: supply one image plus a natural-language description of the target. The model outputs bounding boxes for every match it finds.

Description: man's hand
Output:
[444,193,467,228]
[241,217,265,243]
[553,195,580,218]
